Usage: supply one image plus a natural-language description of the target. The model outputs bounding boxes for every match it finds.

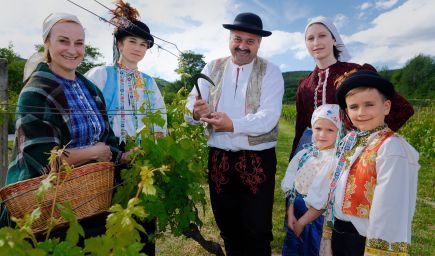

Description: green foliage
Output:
[0,227,46,255]
[0,43,25,131]
[58,202,85,245]
[162,51,206,103]
[398,102,434,159]
[281,71,310,103]
[281,104,297,123]
[0,43,25,99]
[380,54,435,99]
[175,50,206,91]
[114,88,208,237]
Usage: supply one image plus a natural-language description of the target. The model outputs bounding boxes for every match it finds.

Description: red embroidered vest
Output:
[342,129,394,218]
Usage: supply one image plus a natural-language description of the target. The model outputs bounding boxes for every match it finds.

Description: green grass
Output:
[270,118,293,252]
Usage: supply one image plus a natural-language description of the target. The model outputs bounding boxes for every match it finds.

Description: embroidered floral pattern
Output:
[235,152,266,194]
[342,129,394,218]
[364,176,376,203]
[210,150,230,193]
[356,204,370,218]
[365,238,410,255]
[391,242,410,253]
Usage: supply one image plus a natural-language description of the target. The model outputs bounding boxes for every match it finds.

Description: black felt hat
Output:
[114,20,154,48]
[336,70,395,109]
[223,12,271,37]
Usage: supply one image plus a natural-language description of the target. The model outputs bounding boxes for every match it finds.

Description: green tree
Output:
[397,54,435,98]
[0,43,25,132]
[175,51,206,91]
[35,44,104,74]
[161,51,206,103]
[0,43,25,101]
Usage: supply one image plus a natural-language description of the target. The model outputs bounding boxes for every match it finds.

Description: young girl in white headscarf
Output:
[281,104,343,256]
[290,16,413,158]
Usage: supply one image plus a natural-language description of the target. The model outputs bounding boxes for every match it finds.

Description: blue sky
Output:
[1,0,434,81]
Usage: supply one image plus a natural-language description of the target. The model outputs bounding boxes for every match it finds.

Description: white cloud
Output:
[334,14,348,29]
[375,0,399,9]
[347,0,435,66]
[0,0,235,82]
[359,2,373,10]
[259,30,306,59]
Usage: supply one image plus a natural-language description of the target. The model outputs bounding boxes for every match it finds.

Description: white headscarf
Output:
[311,104,344,147]
[23,13,82,82]
[311,103,341,129]
[42,13,82,42]
[304,16,351,62]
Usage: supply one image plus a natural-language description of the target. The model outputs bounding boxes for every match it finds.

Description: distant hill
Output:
[282,71,311,103]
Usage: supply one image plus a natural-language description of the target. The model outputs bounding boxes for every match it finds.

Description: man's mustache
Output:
[235,48,250,54]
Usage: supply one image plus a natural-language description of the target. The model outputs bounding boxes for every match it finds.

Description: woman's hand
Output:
[92,142,112,162]
[287,204,297,231]
[121,147,140,164]
[294,220,305,237]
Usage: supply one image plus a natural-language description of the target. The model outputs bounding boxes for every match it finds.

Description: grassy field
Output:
[157,118,434,255]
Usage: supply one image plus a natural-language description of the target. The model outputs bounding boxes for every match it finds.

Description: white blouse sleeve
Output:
[305,157,337,210]
[281,150,305,195]
[184,62,213,125]
[365,136,419,255]
[84,66,108,92]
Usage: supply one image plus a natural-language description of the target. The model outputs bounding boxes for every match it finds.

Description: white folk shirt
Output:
[86,65,167,138]
[186,58,284,151]
[306,133,420,249]
[281,147,337,196]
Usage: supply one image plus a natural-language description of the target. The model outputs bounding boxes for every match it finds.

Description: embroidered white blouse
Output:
[306,131,420,254]
[281,147,337,197]
[185,58,284,151]
[86,65,167,139]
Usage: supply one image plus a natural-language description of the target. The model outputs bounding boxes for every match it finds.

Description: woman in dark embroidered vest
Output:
[290,16,414,158]
[1,13,130,240]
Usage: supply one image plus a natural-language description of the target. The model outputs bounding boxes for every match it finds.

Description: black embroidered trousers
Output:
[208,147,276,256]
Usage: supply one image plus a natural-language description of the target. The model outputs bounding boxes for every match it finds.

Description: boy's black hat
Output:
[336,70,395,109]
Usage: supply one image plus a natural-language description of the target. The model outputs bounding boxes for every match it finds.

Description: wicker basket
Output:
[0,162,115,234]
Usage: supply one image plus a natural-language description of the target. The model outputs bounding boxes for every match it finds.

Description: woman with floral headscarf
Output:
[290,16,413,158]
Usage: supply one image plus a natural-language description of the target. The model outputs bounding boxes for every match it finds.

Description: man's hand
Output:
[200,112,234,132]
[193,96,210,120]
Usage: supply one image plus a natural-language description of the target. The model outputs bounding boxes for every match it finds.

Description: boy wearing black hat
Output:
[321,70,420,255]
[186,12,284,255]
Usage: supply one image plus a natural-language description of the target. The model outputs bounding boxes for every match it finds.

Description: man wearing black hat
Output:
[186,12,284,255]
